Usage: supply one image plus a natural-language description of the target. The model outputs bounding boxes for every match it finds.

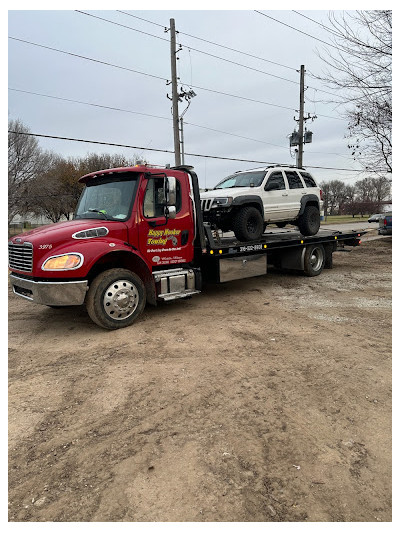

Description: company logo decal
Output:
[146,228,181,246]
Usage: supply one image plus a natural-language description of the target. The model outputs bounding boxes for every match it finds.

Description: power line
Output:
[9,87,349,156]
[8,130,372,172]
[9,30,345,120]
[8,36,299,113]
[254,10,348,56]
[8,36,167,82]
[76,10,300,86]
[117,9,297,72]
[291,10,343,39]
[115,9,345,101]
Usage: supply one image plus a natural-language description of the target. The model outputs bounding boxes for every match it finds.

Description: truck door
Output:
[136,173,195,268]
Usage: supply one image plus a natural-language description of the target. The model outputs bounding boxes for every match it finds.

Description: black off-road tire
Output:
[232,206,264,242]
[297,205,320,236]
[303,244,325,277]
[86,268,146,329]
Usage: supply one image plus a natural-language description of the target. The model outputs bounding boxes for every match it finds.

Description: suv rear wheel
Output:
[232,206,264,241]
[297,205,320,236]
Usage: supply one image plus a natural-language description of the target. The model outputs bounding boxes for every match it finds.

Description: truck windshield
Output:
[75,173,139,221]
[214,171,266,189]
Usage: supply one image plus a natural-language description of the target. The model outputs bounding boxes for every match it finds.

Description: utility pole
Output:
[297,64,305,168]
[169,18,181,166]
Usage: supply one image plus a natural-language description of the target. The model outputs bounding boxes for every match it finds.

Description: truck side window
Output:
[143,178,182,218]
[285,170,304,189]
[300,172,317,188]
[265,171,285,190]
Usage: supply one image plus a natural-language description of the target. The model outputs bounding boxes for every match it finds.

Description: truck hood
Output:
[9,219,128,247]
[200,187,259,199]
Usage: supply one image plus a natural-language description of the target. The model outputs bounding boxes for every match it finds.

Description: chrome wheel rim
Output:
[103,279,139,320]
[309,247,324,271]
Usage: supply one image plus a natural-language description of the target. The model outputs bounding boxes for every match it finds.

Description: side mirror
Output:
[164,176,177,206]
[166,206,176,219]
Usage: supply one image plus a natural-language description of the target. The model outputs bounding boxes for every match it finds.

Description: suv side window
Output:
[285,170,304,189]
[299,172,317,188]
[144,178,181,218]
[265,171,286,191]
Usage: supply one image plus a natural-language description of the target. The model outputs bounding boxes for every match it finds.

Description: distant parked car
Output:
[378,214,392,235]
[368,213,384,223]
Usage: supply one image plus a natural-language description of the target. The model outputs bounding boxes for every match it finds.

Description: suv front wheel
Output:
[297,205,320,236]
[232,206,264,241]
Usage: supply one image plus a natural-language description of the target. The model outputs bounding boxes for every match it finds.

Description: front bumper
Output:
[10,274,88,306]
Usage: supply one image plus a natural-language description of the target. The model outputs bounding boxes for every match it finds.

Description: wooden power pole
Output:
[297,65,305,168]
[169,18,181,166]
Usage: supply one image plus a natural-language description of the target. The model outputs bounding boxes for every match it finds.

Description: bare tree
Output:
[315,10,392,175]
[8,119,52,223]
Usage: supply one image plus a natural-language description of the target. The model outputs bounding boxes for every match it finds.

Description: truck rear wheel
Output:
[297,205,320,236]
[232,206,264,241]
[304,244,325,276]
[86,268,146,329]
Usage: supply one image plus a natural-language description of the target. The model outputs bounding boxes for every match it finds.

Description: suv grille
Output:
[8,242,33,272]
[201,199,213,212]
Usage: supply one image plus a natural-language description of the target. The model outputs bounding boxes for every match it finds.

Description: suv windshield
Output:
[215,171,266,189]
[75,173,139,221]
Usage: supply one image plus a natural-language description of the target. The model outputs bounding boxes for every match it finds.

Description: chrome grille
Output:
[8,242,33,272]
[201,198,213,212]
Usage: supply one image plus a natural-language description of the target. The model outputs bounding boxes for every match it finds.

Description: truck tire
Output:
[86,268,146,329]
[232,206,264,241]
[303,244,325,276]
[297,205,320,236]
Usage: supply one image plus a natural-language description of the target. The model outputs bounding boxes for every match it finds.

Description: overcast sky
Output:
[7,3,391,189]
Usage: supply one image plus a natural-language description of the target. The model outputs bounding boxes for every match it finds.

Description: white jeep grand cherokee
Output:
[200,165,323,241]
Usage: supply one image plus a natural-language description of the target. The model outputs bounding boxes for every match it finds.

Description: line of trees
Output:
[320,177,391,217]
[9,119,392,224]
[8,119,139,224]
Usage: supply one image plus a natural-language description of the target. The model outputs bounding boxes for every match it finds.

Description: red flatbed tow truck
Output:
[9,165,364,329]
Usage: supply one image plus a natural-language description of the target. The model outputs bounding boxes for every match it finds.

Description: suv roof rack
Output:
[265,164,306,170]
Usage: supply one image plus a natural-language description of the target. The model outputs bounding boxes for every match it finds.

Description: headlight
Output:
[211,197,233,208]
[42,253,83,271]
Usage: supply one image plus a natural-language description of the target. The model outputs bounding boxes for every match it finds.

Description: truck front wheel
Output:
[86,268,146,329]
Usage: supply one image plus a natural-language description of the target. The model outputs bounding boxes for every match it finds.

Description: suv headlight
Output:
[42,253,83,271]
[211,197,233,208]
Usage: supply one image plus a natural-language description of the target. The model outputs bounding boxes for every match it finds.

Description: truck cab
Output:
[9,165,202,329]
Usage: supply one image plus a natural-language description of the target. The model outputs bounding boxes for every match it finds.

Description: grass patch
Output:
[321,215,371,224]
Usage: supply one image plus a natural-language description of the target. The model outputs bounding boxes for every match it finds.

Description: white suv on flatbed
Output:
[200,165,323,241]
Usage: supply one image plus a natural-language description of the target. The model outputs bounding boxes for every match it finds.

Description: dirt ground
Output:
[8,236,392,523]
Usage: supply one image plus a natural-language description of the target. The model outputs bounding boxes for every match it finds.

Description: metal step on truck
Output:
[9,164,364,330]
